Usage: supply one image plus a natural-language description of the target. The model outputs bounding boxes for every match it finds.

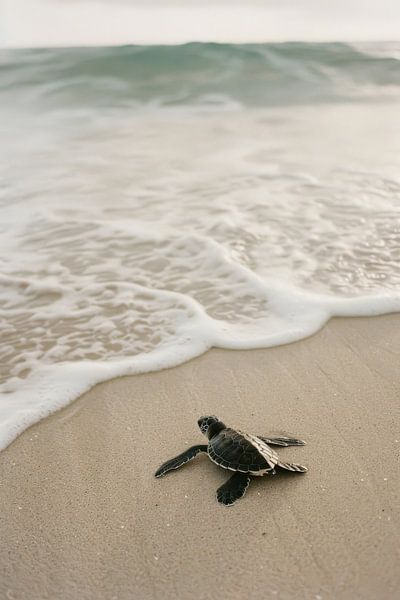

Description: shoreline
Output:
[1,314,400,600]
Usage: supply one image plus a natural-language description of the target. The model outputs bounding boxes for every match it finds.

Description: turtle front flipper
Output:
[155,445,208,478]
[216,472,251,506]
[258,436,306,447]
[277,460,308,473]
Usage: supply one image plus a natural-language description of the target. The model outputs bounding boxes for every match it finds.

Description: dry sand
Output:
[1,315,400,600]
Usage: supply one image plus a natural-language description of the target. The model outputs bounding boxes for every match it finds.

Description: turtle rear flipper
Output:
[258,436,306,447]
[277,461,308,473]
[155,445,208,477]
[216,472,251,506]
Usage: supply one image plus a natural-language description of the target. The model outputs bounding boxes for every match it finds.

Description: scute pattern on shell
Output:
[208,428,279,475]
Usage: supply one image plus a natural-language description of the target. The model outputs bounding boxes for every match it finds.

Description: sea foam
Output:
[1,43,400,449]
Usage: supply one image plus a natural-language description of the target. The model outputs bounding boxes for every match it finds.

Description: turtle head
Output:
[197,415,225,439]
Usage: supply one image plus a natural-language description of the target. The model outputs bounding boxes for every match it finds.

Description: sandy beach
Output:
[1,314,400,600]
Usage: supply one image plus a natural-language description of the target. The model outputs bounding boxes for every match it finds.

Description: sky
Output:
[2,0,400,48]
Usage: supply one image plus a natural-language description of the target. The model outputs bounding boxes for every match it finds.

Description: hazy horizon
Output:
[2,0,400,48]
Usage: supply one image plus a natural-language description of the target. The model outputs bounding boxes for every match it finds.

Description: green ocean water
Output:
[1,42,400,109]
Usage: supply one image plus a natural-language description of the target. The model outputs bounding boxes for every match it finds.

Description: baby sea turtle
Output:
[155,415,307,506]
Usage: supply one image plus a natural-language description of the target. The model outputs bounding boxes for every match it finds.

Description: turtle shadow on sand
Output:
[155,416,307,506]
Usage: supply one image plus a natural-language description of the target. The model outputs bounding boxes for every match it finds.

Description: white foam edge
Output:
[1,276,400,451]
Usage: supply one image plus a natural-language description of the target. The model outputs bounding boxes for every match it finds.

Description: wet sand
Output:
[1,315,400,600]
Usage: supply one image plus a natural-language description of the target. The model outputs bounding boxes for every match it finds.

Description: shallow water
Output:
[1,42,400,448]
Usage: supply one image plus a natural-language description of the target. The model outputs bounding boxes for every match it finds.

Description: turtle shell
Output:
[208,428,279,475]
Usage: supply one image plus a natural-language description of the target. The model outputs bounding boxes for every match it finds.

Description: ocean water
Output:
[1,42,400,449]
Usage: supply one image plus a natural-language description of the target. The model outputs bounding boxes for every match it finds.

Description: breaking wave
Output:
[1,42,400,110]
